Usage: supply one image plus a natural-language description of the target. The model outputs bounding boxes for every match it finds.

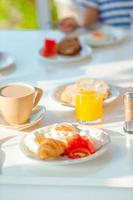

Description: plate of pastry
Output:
[81,26,127,47]
[39,36,92,64]
[51,78,120,107]
[20,122,111,165]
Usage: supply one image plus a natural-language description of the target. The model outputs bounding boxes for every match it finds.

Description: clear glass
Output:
[75,90,103,124]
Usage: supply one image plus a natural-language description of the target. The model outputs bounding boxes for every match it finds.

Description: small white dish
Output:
[19,124,111,165]
[50,83,120,107]
[81,26,128,47]
[0,52,15,70]
[0,105,46,130]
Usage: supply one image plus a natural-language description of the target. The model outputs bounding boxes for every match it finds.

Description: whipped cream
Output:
[24,133,39,154]
[80,128,109,150]
[24,124,109,155]
[49,123,76,142]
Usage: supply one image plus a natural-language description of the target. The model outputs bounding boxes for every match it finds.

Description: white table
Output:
[0,29,133,200]
[0,29,132,82]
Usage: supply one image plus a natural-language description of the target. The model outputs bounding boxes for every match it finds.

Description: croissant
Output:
[37,138,66,160]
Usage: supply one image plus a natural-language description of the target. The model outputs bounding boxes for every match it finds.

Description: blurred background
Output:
[0,0,79,29]
[0,0,38,29]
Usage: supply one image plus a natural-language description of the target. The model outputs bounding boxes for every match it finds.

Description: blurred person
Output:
[59,0,133,33]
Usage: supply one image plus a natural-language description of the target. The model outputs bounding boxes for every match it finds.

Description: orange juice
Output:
[76,90,103,122]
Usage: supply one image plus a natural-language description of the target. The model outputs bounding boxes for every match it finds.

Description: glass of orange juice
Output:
[75,89,103,124]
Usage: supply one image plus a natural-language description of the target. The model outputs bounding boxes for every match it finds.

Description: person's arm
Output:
[83,7,99,27]
[59,0,99,33]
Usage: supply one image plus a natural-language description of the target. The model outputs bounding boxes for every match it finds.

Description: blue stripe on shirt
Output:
[76,0,133,27]
[105,22,130,26]
[101,6,133,12]
[102,14,130,20]
[99,0,133,6]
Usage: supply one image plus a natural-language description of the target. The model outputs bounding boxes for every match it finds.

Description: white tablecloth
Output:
[0,29,133,200]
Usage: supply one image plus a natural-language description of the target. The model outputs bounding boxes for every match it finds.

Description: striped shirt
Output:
[76,0,133,27]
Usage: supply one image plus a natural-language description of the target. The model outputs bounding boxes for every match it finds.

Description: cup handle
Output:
[33,87,43,108]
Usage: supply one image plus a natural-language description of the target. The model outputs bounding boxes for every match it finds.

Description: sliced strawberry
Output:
[68,147,91,159]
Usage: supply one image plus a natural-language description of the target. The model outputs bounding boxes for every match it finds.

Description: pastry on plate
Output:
[57,36,81,56]
[24,123,76,159]
[24,133,66,160]
[60,78,110,105]
[37,138,66,160]
[22,123,110,161]
[60,84,78,106]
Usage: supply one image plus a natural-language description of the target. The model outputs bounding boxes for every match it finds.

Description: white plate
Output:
[81,26,128,47]
[38,30,92,64]
[0,52,15,70]
[51,83,120,107]
[0,105,46,130]
[19,124,111,165]
[39,44,92,64]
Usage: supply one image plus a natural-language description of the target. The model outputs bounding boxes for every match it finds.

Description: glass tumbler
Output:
[75,90,103,124]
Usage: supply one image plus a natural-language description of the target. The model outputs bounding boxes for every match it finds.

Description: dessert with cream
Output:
[23,123,109,160]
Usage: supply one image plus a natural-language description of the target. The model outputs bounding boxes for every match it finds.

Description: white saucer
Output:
[0,52,15,70]
[0,105,46,130]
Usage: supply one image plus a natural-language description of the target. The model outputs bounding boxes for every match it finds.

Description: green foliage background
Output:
[50,0,59,28]
[0,0,39,29]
